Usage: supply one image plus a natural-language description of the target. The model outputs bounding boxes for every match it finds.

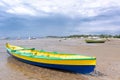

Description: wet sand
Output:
[0,38,120,80]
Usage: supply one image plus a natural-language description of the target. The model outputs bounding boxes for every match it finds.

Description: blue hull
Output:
[7,51,95,74]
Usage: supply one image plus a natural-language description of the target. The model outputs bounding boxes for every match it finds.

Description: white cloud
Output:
[0,2,5,6]
[74,20,120,34]
[0,0,120,36]
[0,0,120,17]
[81,26,120,32]
[1,0,22,6]
[73,26,120,34]
[6,6,36,16]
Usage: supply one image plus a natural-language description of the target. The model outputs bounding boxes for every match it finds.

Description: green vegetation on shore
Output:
[1,34,120,40]
[46,34,120,38]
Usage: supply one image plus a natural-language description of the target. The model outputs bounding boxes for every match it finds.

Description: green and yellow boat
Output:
[6,43,96,74]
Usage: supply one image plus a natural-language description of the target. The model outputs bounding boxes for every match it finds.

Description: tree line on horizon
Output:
[47,34,120,38]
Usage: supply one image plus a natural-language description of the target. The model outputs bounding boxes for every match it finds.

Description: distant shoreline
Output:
[0,34,120,40]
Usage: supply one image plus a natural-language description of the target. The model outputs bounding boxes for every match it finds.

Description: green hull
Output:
[85,39,106,43]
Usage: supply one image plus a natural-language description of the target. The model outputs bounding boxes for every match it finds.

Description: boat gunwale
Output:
[6,48,96,60]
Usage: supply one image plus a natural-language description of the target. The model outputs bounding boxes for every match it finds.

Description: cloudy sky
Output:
[0,0,120,37]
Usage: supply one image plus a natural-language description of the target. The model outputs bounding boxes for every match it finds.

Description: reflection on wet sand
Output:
[7,56,87,80]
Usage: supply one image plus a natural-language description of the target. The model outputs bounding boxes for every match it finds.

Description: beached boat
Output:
[6,43,96,74]
[85,38,106,43]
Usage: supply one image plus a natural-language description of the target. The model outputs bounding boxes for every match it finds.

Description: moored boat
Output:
[85,38,106,43]
[6,43,96,74]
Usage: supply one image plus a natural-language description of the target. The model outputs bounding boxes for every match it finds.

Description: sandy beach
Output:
[0,38,120,80]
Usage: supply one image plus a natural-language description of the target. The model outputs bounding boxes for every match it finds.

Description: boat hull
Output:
[85,40,105,43]
[7,50,95,74]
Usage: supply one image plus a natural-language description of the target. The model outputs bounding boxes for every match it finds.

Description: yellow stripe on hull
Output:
[11,52,96,65]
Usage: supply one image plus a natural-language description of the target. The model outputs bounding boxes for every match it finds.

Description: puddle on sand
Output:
[88,70,107,77]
